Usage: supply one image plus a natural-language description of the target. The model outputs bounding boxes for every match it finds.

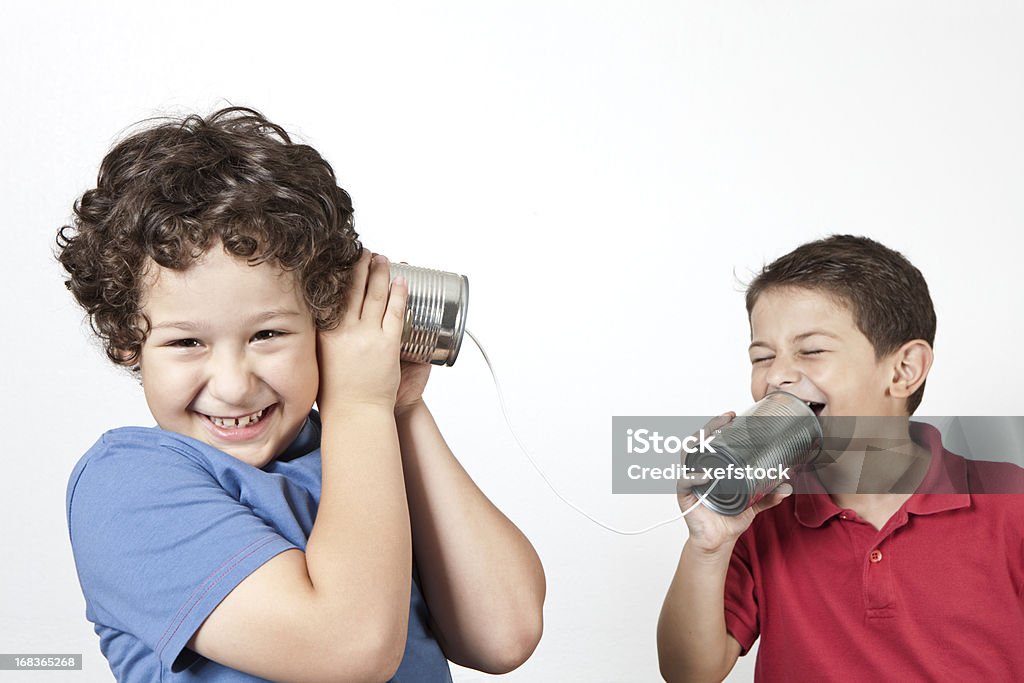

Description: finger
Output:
[343,249,373,323]
[750,483,793,515]
[384,274,409,338]
[676,470,715,496]
[688,471,716,487]
[674,480,701,506]
[704,411,736,433]
[362,254,392,323]
[771,483,794,497]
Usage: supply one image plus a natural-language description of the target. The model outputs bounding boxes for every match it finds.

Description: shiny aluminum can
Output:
[389,262,469,366]
[686,391,822,515]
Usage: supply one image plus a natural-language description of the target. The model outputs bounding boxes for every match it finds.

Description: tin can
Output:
[389,262,469,366]
[686,391,822,515]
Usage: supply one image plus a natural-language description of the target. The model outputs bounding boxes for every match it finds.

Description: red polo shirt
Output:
[723,422,1024,682]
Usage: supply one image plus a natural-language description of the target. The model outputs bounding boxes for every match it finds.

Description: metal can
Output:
[686,391,822,515]
[389,262,469,366]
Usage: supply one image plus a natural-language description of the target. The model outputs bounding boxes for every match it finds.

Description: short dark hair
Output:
[56,106,362,368]
[745,235,936,414]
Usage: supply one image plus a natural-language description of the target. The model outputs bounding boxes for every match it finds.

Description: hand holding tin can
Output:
[316,251,408,413]
[676,413,795,554]
[685,391,821,518]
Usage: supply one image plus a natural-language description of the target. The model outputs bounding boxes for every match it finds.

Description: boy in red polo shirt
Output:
[657,235,1024,682]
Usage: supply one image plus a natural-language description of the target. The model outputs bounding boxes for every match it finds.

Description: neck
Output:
[813,416,932,504]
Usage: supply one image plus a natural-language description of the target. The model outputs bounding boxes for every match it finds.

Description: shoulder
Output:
[928,452,1024,543]
[68,427,213,487]
[963,458,1024,535]
[75,425,210,459]
[965,457,1024,494]
[65,427,226,526]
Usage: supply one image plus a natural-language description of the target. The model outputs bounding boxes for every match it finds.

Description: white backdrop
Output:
[3,2,1023,681]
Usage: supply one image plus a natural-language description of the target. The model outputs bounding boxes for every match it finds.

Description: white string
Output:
[465,329,718,535]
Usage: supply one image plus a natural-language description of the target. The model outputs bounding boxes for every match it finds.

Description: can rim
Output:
[445,274,469,366]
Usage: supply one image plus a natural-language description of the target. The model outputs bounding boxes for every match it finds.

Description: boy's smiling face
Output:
[748,286,907,417]
[136,245,319,468]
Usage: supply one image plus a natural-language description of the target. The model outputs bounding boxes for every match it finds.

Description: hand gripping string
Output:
[465,329,717,535]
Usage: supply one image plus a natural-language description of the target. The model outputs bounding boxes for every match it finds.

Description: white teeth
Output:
[208,408,265,429]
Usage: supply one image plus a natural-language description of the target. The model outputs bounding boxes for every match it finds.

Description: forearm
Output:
[397,400,545,672]
[305,406,412,645]
[657,540,737,683]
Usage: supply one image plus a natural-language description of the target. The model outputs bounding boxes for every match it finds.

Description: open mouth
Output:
[803,401,826,417]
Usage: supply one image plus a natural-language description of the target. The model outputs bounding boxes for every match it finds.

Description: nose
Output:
[207,348,257,407]
[765,355,800,393]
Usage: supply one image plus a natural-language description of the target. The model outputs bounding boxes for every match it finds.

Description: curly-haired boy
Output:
[59,107,545,683]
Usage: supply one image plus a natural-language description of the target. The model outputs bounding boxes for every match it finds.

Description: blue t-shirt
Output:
[66,412,452,682]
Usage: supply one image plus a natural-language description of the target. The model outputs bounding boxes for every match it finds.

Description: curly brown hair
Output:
[56,106,362,368]
[745,235,937,414]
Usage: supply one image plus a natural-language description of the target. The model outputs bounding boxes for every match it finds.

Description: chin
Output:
[227,445,277,468]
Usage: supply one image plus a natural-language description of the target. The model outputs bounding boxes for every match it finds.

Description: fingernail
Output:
[393,275,406,287]
[776,484,793,496]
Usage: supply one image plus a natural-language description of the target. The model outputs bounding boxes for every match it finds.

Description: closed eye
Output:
[252,330,288,342]
[801,350,826,356]
[167,338,202,348]
[751,356,774,364]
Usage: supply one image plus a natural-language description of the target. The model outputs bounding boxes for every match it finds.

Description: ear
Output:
[112,347,142,374]
[113,348,133,365]
[887,339,933,402]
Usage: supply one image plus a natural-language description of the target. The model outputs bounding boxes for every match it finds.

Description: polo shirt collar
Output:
[793,420,971,528]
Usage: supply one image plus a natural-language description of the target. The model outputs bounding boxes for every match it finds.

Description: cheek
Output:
[271,342,319,401]
[140,358,200,420]
[750,367,767,398]
[861,365,894,400]
[294,358,320,401]
[806,362,864,406]
[802,360,836,386]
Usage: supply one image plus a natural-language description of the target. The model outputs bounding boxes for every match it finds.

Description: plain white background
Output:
[3,2,1023,681]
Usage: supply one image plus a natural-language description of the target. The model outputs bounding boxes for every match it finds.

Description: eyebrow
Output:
[748,330,840,350]
[150,309,302,331]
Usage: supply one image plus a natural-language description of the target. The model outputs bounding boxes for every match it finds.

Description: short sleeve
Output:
[723,531,759,655]
[67,432,299,672]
